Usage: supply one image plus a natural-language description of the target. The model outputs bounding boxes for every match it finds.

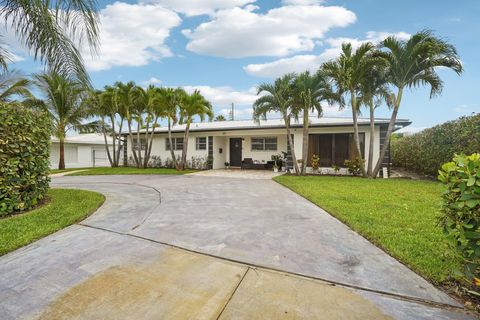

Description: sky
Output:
[3,0,480,132]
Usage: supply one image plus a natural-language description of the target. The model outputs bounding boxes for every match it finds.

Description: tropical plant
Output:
[311,154,320,172]
[178,90,213,170]
[344,157,365,176]
[163,87,186,170]
[215,114,226,121]
[0,0,99,83]
[322,42,378,177]
[32,72,94,169]
[372,30,463,178]
[332,164,340,175]
[438,153,480,290]
[253,73,300,175]
[0,70,32,102]
[291,70,336,175]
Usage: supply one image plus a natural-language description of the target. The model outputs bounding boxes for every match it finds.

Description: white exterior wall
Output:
[50,142,112,169]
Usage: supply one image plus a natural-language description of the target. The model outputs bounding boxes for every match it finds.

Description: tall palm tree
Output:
[164,87,186,169]
[114,81,138,166]
[33,72,93,169]
[178,90,213,170]
[322,42,377,177]
[253,74,300,175]
[291,71,335,175]
[0,69,32,102]
[358,64,391,177]
[0,0,99,83]
[371,30,463,177]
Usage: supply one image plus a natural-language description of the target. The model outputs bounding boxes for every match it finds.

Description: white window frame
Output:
[166,137,184,151]
[196,137,207,150]
[251,137,277,151]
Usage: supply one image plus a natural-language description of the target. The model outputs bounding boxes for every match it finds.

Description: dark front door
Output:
[229,138,242,167]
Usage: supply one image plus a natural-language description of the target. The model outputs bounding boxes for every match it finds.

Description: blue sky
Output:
[5,0,480,132]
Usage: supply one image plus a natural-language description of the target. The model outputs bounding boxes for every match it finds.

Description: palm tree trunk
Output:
[367,101,375,177]
[109,115,117,167]
[59,138,65,170]
[301,107,309,175]
[136,120,143,168]
[372,88,403,178]
[167,117,178,170]
[144,115,158,168]
[180,119,191,171]
[115,118,124,167]
[285,116,300,175]
[101,118,113,167]
[351,93,367,177]
[127,118,139,167]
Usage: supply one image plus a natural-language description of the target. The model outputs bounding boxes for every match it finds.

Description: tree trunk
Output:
[180,119,191,170]
[301,107,309,175]
[366,101,375,177]
[127,118,139,167]
[285,116,300,175]
[101,118,113,167]
[109,115,116,167]
[351,93,367,177]
[136,120,143,168]
[144,115,158,168]
[372,88,404,178]
[59,138,65,170]
[115,118,124,167]
[167,117,178,170]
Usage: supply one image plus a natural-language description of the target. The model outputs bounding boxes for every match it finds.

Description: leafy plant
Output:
[438,153,480,289]
[344,157,365,176]
[332,165,341,175]
[0,103,52,215]
[271,154,283,168]
[311,154,320,172]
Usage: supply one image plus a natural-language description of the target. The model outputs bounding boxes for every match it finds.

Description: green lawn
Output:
[274,175,459,284]
[49,168,88,174]
[0,189,104,256]
[65,167,197,176]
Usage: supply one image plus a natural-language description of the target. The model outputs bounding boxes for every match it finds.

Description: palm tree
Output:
[358,64,391,176]
[215,114,226,121]
[0,1,99,83]
[371,30,463,177]
[164,87,186,169]
[0,70,32,102]
[291,71,335,175]
[322,42,377,177]
[178,90,213,170]
[33,72,93,169]
[253,74,300,175]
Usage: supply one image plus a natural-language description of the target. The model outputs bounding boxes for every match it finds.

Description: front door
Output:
[229,138,242,167]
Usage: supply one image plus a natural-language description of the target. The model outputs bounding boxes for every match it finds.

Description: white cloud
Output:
[144,0,255,16]
[282,0,324,5]
[454,104,478,115]
[141,77,162,87]
[84,2,181,71]
[397,126,427,134]
[244,31,411,78]
[182,85,258,106]
[182,4,356,58]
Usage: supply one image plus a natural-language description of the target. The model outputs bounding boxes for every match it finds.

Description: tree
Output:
[0,70,32,102]
[215,114,226,121]
[178,90,213,170]
[33,72,93,169]
[322,42,377,177]
[291,71,336,175]
[164,87,186,170]
[253,74,301,175]
[372,30,463,178]
[0,0,99,83]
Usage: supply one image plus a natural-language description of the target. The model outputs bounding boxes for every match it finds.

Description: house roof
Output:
[121,116,411,135]
[51,133,111,145]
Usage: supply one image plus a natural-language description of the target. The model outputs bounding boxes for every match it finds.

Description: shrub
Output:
[392,113,480,176]
[311,154,320,171]
[344,157,364,176]
[438,153,480,288]
[0,103,52,215]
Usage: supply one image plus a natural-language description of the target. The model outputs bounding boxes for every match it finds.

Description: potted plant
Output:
[311,154,320,174]
[271,154,282,172]
[224,161,230,169]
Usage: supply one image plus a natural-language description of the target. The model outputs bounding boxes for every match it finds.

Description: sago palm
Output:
[371,30,463,177]
[0,0,99,83]
[178,90,213,170]
[253,74,300,175]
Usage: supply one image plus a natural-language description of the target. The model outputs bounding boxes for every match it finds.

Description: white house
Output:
[122,117,410,174]
[50,134,113,169]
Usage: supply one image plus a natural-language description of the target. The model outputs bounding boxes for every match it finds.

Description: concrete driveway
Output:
[0,174,475,319]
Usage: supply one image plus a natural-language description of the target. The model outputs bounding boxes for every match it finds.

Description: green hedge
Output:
[391,114,480,176]
[0,103,52,215]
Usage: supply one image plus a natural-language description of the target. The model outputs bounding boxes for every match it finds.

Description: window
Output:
[251,137,277,151]
[166,137,184,150]
[196,137,207,150]
[132,138,146,151]
[308,133,365,167]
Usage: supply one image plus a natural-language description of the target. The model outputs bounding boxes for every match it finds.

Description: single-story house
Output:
[121,117,410,174]
[50,134,113,169]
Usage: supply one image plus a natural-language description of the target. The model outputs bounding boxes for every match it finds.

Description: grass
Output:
[274,175,460,284]
[0,189,104,256]
[66,167,197,176]
[49,168,88,174]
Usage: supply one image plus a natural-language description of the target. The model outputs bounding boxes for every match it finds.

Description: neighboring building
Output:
[121,117,411,173]
[50,134,113,169]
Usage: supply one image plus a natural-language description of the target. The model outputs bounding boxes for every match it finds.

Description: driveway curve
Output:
[0,174,475,320]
